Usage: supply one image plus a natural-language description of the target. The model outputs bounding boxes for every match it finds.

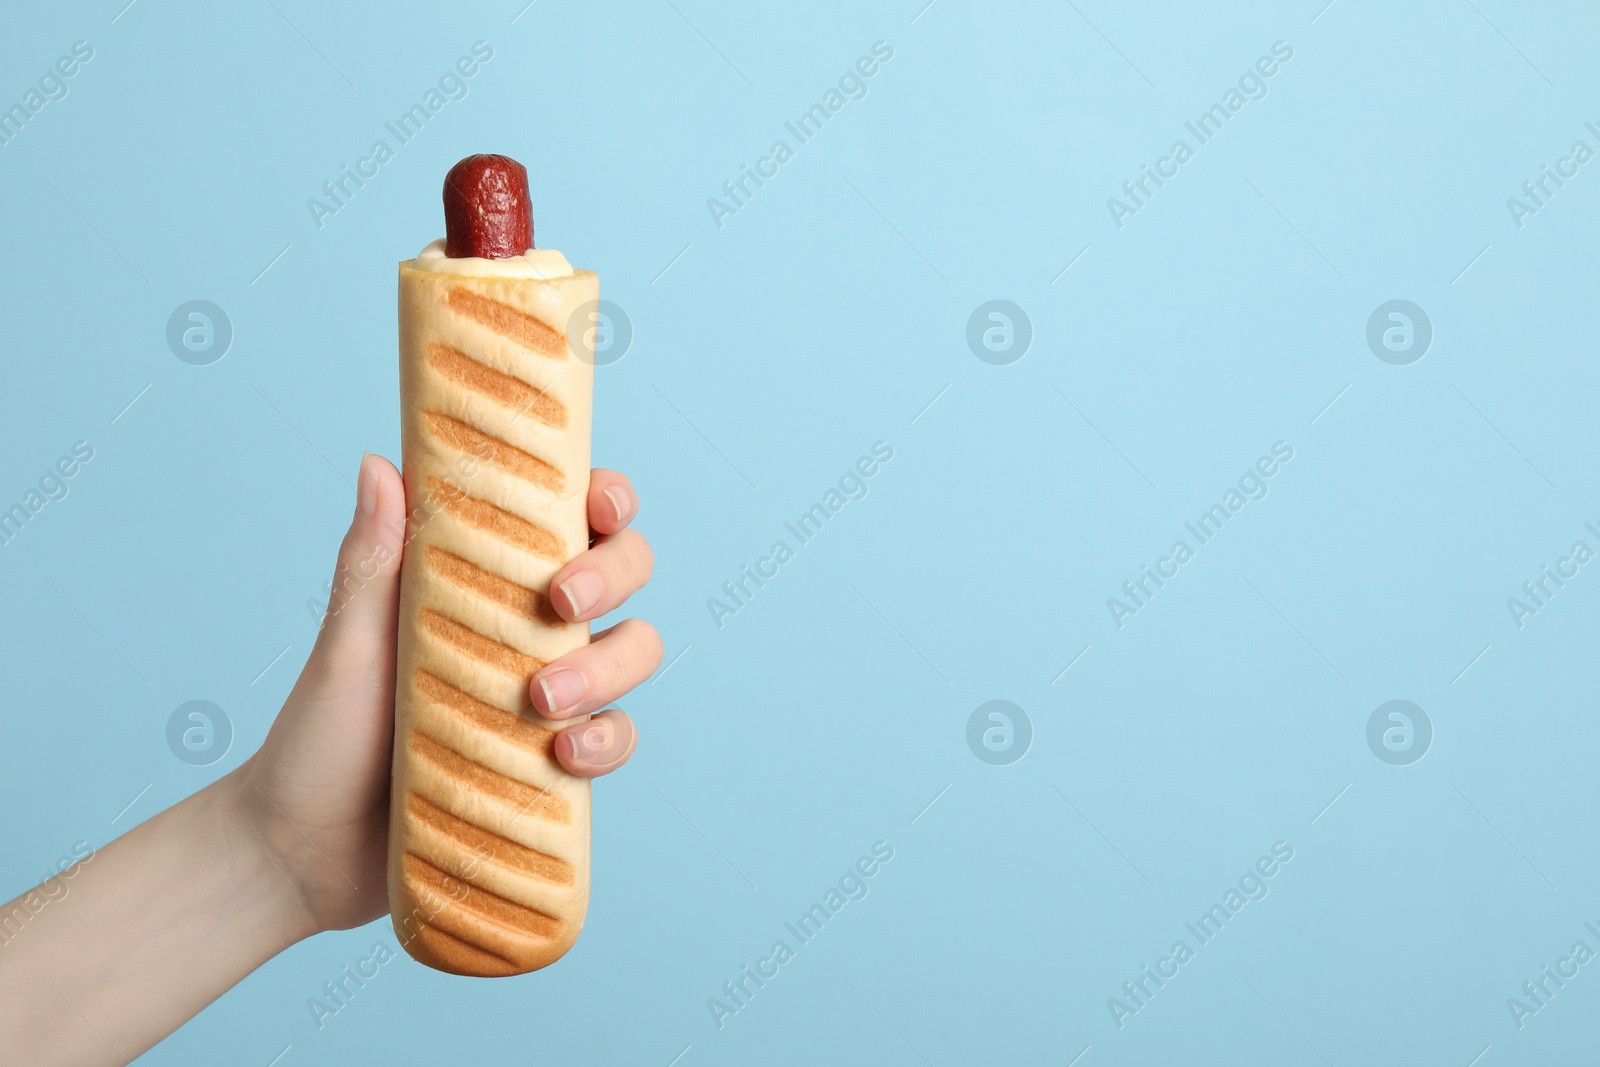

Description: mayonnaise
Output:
[411,238,574,279]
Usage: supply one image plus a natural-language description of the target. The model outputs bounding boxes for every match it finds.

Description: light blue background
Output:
[2,0,1596,1062]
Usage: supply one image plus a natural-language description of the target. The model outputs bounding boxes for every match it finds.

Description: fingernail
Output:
[557,570,604,618]
[605,485,631,525]
[569,723,612,762]
[536,668,585,717]
[356,454,378,518]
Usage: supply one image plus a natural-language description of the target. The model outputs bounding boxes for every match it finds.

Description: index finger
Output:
[587,468,638,538]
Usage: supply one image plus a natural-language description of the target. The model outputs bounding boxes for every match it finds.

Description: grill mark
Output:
[407,920,518,977]
[419,609,543,678]
[426,477,564,561]
[408,793,575,887]
[421,410,564,493]
[413,665,556,754]
[447,287,567,359]
[410,730,570,823]
[427,343,566,428]
[424,547,565,627]
[404,852,564,939]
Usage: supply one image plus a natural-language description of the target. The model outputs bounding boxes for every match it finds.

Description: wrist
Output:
[208,766,326,945]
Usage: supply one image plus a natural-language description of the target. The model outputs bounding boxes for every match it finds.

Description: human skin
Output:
[0,453,659,1064]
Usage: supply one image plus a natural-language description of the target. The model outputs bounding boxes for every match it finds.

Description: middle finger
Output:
[550,528,654,622]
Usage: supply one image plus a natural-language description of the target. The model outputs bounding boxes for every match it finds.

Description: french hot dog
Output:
[387,154,598,976]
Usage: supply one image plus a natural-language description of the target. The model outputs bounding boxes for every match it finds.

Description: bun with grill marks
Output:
[387,256,597,976]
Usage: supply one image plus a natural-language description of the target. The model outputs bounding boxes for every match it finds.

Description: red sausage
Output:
[443,154,533,259]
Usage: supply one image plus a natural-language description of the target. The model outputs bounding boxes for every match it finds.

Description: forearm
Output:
[0,767,319,1065]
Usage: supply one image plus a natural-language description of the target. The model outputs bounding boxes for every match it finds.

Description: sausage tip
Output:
[443,154,533,259]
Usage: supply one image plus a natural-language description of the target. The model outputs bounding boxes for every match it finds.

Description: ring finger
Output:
[529,617,662,720]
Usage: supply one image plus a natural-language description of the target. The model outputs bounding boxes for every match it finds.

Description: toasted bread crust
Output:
[388,263,598,976]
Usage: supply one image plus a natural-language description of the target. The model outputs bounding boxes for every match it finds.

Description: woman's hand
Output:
[235,453,659,935]
[0,454,659,1065]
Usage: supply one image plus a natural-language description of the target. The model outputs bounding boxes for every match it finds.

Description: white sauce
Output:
[411,237,574,279]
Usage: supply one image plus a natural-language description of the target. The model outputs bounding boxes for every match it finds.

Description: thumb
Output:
[307,453,408,689]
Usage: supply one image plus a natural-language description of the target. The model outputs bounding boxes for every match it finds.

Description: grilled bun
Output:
[388,263,597,976]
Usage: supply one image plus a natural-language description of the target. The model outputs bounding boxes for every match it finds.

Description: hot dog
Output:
[388,154,598,976]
